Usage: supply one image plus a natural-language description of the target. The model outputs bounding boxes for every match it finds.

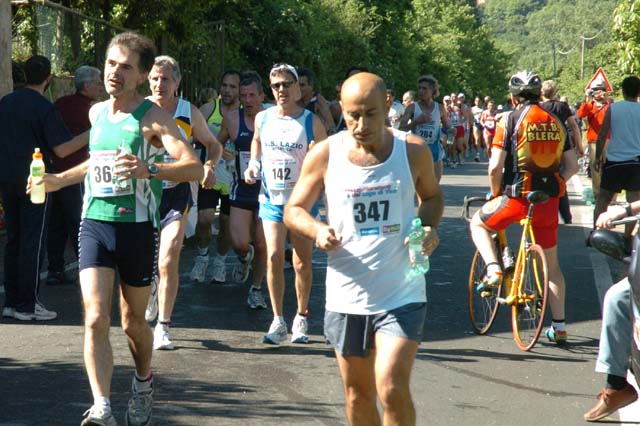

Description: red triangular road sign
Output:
[585,67,612,92]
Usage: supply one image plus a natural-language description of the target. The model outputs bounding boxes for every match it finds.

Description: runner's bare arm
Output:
[284,141,340,251]
[138,106,202,182]
[245,111,264,183]
[406,133,443,255]
[28,159,89,194]
[310,114,328,148]
[399,104,415,131]
[52,130,89,158]
[316,95,335,132]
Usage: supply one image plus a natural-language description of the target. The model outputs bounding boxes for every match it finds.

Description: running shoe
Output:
[247,287,267,310]
[545,327,568,345]
[153,323,175,350]
[476,270,503,292]
[291,313,309,344]
[144,276,158,322]
[474,153,480,162]
[125,377,153,426]
[232,245,254,283]
[13,302,57,321]
[190,255,209,283]
[263,318,288,345]
[210,256,226,283]
[2,307,15,318]
[81,405,117,426]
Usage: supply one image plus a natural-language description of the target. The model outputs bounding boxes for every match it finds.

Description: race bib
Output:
[484,120,495,130]
[266,158,299,191]
[162,153,178,189]
[89,150,133,197]
[342,180,403,239]
[417,124,436,144]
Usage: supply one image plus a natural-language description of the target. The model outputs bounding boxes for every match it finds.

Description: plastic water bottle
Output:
[225,141,236,173]
[30,148,46,204]
[502,246,515,272]
[582,187,594,206]
[408,217,430,277]
[113,140,131,189]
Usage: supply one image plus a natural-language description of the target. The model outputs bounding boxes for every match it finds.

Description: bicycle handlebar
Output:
[462,195,488,221]
[610,215,640,226]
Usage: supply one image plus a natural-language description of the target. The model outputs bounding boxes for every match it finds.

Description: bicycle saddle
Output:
[589,229,631,264]
[526,191,550,205]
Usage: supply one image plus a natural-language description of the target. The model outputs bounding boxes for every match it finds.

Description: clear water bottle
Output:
[113,140,131,189]
[502,246,515,272]
[408,217,430,277]
[582,187,594,206]
[30,148,46,204]
[225,141,235,173]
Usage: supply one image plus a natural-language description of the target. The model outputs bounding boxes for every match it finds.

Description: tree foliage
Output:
[10,0,511,102]
[612,0,640,75]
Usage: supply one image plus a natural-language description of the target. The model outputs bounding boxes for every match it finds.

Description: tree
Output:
[612,0,640,75]
[0,0,12,97]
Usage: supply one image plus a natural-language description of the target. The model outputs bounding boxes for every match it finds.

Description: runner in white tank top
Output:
[284,72,444,425]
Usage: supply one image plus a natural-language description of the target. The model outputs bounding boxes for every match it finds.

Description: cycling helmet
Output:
[509,70,542,98]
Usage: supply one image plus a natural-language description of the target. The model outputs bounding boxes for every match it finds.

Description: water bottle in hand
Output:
[408,217,429,277]
[113,140,131,190]
[30,148,46,204]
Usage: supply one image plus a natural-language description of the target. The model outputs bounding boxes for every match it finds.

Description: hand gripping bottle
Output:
[30,148,46,204]
[113,140,132,190]
[408,217,430,277]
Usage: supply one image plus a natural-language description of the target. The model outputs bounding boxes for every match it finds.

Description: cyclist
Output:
[469,70,579,344]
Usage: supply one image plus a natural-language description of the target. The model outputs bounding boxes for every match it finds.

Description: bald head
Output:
[340,72,388,144]
[341,72,387,108]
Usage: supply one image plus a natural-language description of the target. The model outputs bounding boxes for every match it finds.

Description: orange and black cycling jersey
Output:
[492,102,570,198]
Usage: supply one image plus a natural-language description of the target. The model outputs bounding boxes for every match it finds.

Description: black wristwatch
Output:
[147,163,159,179]
[622,202,634,217]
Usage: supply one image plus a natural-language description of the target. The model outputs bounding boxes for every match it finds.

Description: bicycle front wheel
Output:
[468,250,501,334]
[512,244,549,351]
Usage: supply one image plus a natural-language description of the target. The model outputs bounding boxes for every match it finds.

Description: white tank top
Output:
[324,130,427,315]
[259,106,314,205]
[412,102,441,144]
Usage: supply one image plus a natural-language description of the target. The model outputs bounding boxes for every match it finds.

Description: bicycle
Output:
[462,191,550,351]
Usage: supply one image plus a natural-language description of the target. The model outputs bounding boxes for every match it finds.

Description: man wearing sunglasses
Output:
[245,63,327,344]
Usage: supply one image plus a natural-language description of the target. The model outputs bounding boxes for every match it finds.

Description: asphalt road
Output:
[1,158,638,425]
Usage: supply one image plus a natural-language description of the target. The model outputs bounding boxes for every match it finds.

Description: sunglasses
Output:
[270,81,296,90]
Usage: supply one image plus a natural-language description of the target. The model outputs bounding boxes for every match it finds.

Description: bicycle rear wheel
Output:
[512,244,548,351]
[468,249,501,334]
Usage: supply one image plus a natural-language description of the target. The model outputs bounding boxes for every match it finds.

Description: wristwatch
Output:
[147,163,159,179]
[622,202,634,217]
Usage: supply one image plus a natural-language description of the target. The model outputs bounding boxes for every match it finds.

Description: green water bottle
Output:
[408,217,429,277]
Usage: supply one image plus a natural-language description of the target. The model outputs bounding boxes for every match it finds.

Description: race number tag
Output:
[343,180,402,239]
[266,158,299,191]
[417,124,436,144]
[89,150,133,197]
[162,153,178,189]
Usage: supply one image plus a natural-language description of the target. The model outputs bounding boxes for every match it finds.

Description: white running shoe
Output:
[13,302,57,321]
[81,405,117,426]
[247,287,267,310]
[2,307,15,318]
[144,276,158,322]
[153,323,175,350]
[210,256,226,283]
[263,318,288,345]
[232,245,254,283]
[126,376,153,426]
[190,255,209,283]
[291,314,309,344]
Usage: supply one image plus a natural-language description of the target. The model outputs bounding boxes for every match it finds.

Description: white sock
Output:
[487,263,502,276]
[198,247,209,257]
[134,372,153,392]
[215,253,227,261]
[95,396,111,413]
[551,321,566,332]
[275,315,285,324]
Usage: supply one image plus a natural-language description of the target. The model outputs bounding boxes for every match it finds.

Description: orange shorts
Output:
[479,195,559,249]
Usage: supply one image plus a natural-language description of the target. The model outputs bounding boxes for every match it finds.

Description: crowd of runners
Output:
[3,25,636,425]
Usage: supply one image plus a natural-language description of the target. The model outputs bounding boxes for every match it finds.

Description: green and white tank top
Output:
[83,99,165,227]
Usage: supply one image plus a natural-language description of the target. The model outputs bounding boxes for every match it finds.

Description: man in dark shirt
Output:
[0,55,86,320]
[541,80,582,224]
[47,65,102,285]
